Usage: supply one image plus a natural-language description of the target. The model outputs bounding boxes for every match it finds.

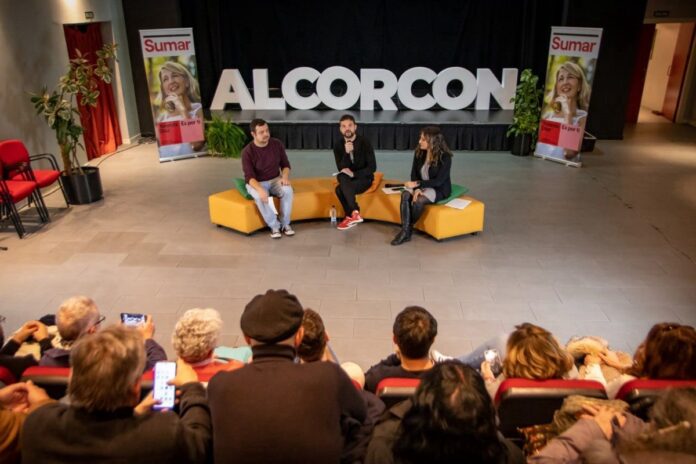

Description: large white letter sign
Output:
[210,69,255,110]
[281,67,321,110]
[432,67,477,110]
[476,68,518,110]
[316,66,361,110]
[397,67,437,110]
[252,69,285,110]
[360,69,398,110]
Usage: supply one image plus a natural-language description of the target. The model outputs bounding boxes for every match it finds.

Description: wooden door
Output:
[662,22,696,121]
[626,24,656,123]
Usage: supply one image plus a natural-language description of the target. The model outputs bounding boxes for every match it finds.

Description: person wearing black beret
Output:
[207,289,367,464]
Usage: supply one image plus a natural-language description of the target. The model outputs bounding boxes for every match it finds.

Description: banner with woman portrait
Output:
[535,27,602,167]
[139,28,206,162]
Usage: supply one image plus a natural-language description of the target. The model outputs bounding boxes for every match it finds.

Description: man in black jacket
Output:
[333,115,377,230]
[208,289,367,464]
[22,325,211,464]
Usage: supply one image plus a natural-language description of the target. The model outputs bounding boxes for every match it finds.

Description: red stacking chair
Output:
[0,164,50,238]
[0,139,68,206]
[0,366,17,386]
[494,378,607,442]
[376,377,421,408]
[615,379,696,420]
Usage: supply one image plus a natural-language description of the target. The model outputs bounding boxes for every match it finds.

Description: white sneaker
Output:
[282,225,295,236]
[270,229,282,239]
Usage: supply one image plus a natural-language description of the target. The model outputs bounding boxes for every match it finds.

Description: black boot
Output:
[391,193,412,246]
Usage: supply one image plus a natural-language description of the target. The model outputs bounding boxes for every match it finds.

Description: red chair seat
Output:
[376,377,421,407]
[11,169,61,188]
[615,379,696,420]
[1,179,36,202]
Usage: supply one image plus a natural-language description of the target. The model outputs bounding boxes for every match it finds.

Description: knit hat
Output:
[241,289,304,343]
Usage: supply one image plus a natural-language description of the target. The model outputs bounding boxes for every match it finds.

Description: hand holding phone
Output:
[484,349,502,377]
[153,361,177,410]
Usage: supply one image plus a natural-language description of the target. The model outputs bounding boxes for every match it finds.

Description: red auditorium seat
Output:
[615,378,696,420]
[20,366,71,399]
[375,377,421,407]
[0,366,17,385]
[494,378,607,441]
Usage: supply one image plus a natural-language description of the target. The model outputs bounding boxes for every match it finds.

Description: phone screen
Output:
[120,312,146,327]
[153,361,176,410]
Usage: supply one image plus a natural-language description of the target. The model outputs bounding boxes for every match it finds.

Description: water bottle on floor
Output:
[330,205,337,225]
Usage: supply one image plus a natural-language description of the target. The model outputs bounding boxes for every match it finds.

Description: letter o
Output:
[316,66,361,110]
[432,67,477,110]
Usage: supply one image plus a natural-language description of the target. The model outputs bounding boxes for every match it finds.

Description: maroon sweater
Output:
[241,138,291,183]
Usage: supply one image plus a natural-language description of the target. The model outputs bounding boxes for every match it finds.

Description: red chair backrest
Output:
[0,139,30,167]
[615,379,696,420]
[21,366,71,399]
[0,366,17,385]
[495,378,607,439]
[376,377,421,407]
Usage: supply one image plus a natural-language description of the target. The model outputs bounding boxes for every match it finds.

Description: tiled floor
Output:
[1,120,695,370]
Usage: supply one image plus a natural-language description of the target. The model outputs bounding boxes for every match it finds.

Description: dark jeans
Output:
[335,173,373,215]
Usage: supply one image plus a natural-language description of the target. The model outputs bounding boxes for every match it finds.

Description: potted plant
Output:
[205,116,247,158]
[30,43,117,204]
[507,68,542,156]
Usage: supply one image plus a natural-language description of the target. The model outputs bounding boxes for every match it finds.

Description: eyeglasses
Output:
[94,315,106,327]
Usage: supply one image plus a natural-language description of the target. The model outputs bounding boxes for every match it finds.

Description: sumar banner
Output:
[139,28,206,162]
[535,27,602,167]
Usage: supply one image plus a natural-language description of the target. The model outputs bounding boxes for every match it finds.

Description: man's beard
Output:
[343,131,354,139]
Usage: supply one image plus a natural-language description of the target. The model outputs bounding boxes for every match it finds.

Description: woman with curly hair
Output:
[365,361,523,464]
[391,126,453,246]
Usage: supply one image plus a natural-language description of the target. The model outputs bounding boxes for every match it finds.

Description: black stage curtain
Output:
[124,0,646,141]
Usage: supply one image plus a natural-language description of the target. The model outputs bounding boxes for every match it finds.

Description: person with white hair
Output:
[172,308,243,377]
[39,296,166,370]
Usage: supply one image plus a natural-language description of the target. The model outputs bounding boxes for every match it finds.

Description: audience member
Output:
[364,306,438,393]
[530,387,696,462]
[0,381,52,463]
[366,361,524,464]
[22,325,211,463]
[298,308,385,463]
[602,322,696,398]
[207,289,366,464]
[480,323,604,398]
[39,296,166,370]
[172,308,243,376]
[0,319,51,381]
[298,308,335,363]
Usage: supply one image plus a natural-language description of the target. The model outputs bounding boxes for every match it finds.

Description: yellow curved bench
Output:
[208,177,484,240]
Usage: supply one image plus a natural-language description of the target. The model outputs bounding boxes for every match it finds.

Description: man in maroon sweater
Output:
[241,119,295,238]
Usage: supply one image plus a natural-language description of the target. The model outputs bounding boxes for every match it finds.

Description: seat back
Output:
[21,366,71,399]
[0,366,17,386]
[495,378,607,439]
[376,377,421,408]
[0,139,30,169]
[616,379,696,420]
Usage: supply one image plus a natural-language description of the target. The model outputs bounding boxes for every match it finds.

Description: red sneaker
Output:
[350,210,364,224]
[337,216,357,230]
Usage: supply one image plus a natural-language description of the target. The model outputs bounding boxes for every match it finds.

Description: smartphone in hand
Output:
[152,361,177,410]
[120,312,146,327]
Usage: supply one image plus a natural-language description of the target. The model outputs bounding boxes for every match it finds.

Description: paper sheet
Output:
[445,198,471,209]
[268,197,278,215]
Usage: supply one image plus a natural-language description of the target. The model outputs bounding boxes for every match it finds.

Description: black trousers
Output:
[335,173,373,215]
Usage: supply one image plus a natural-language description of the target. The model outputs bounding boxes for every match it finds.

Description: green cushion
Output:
[436,184,469,204]
[233,178,253,200]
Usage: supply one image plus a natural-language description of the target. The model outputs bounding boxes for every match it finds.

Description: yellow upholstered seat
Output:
[209,177,484,240]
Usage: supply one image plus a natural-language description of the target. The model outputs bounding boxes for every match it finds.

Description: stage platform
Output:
[208,109,513,151]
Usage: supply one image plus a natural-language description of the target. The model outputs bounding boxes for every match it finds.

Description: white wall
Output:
[641,23,680,112]
[0,0,139,168]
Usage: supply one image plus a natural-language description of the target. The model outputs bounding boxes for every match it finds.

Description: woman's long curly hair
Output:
[393,361,505,464]
[415,126,451,167]
[629,322,696,379]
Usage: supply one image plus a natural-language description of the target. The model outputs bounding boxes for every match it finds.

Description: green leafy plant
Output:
[30,43,118,174]
[205,116,247,158]
[507,68,543,146]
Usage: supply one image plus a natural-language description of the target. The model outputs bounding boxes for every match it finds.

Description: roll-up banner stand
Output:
[535,27,602,168]
[139,28,206,162]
